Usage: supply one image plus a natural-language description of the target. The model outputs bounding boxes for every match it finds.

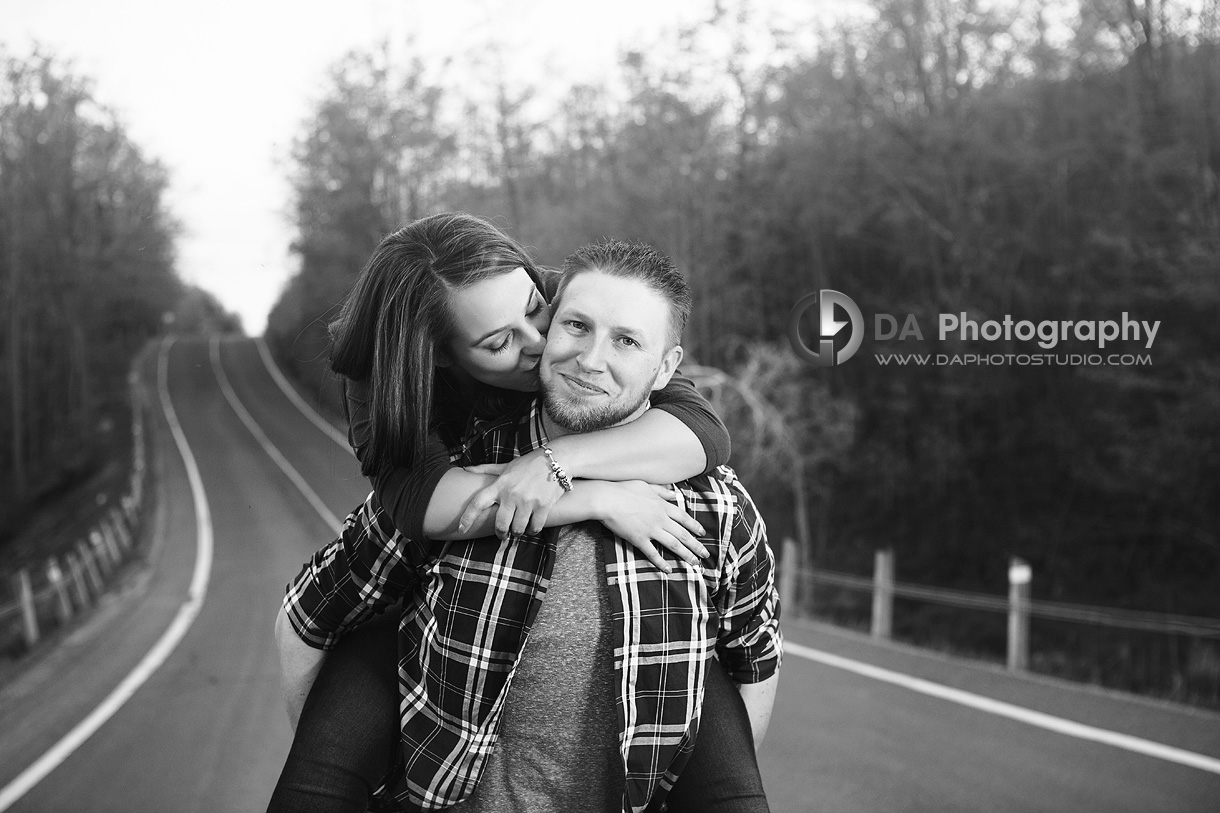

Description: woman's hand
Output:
[588,480,709,573]
[457,449,566,538]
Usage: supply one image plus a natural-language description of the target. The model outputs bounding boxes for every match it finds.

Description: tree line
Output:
[0,50,237,546]
[267,0,1219,698]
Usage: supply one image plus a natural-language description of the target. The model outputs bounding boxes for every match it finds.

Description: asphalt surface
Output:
[1,335,1217,812]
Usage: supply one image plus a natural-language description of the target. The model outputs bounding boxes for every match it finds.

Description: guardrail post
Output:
[47,557,74,625]
[67,551,92,609]
[77,540,104,596]
[872,549,894,640]
[89,530,113,576]
[13,569,40,647]
[780,538,798,613]
[1008,557,1032,671]
[110,507,133,552]
[101,519,123,564]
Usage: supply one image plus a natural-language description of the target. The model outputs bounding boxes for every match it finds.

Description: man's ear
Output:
[651,345,684,391]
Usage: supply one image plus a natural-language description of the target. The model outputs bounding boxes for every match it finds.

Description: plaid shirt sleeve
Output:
[282,495,427,650]
[282,407,530,652]
[705,467,783,684]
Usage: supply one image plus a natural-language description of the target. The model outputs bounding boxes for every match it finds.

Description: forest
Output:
[0,0,1203,702]
[0,51,239,555]
[264,0,1219,700]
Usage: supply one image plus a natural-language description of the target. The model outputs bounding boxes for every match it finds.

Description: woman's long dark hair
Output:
[329,212,543,477]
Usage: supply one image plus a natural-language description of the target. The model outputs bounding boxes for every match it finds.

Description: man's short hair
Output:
[558,239,692,348]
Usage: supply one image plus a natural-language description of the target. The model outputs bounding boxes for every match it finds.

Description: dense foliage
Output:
[0,52,216,541]
[268,0,1219,700]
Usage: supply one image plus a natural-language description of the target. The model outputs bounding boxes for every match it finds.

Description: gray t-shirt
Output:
[455,522,624,812]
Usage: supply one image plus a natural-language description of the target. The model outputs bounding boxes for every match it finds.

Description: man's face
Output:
[541,270,682,433]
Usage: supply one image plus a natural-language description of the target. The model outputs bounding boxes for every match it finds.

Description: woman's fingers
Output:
[525,505,550,536]
[649,485,707,539]
[653,528,704,567]
[457,487,498,535]
[509,501,537,537]
[495,502,519,539]
[624,536,673,573]
[664,505,708,552]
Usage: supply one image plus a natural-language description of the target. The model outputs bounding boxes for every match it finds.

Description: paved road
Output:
[1,335,1217,812]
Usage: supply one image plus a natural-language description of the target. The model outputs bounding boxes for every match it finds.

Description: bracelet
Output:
[541,445,573,492]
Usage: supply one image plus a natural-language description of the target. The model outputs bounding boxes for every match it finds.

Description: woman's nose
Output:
[522,308,550,357]
[521,324,546,357]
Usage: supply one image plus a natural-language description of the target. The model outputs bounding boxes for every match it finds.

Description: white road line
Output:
[0,338,215,811]
[785,641,1220,776]
[254,336,351,452]
[211,337,342,532]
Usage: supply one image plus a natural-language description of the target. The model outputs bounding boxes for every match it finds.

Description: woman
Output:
[269,213,768,812]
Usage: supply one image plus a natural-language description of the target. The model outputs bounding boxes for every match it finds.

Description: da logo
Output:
[787,290,863,367]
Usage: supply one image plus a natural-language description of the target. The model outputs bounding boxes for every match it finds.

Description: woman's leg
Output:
[267,610,402,813]
[663,657,770,813]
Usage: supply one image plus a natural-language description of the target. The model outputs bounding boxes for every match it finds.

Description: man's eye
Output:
[618,337,639,348]
[565,320,586,331]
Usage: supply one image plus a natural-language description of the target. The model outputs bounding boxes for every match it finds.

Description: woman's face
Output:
[442,266,551,392]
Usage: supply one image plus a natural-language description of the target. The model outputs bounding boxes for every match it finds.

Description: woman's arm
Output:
[451,371,728,539]
[346,370,728,547]
[427,469,707,571]
[542,369,732,484]
[645,370,731,473]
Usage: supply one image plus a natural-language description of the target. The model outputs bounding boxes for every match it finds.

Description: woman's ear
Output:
[434,347,453,369]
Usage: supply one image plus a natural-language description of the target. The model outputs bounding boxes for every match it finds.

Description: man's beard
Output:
[542,384,652,433]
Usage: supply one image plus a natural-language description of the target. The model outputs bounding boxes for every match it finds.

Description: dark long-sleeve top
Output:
[343,370,731,542]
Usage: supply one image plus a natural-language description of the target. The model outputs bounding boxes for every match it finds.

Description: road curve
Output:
[0,335,1216,812]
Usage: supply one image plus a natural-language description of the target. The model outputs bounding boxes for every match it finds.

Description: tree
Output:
[0,50,180,534]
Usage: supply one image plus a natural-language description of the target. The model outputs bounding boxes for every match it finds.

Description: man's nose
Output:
[575,337,607,372]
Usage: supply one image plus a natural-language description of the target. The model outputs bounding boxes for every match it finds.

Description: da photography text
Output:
[788,290,1162,367]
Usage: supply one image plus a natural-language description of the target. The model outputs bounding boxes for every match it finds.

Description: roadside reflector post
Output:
[47,557,73,625]
[77,540,104,597]
[14,569,40,648]
[1008,557,1032,671]
[89,530,112,576]
[780,538,799,614]
[110,507,133,552]
[872,549,894,640]
[67,551,91,609]
[100,520,123,564]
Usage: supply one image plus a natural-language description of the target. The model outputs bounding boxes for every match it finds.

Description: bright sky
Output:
[1,0,860,334]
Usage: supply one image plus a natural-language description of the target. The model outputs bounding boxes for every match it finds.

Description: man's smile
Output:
[557,371,607,395]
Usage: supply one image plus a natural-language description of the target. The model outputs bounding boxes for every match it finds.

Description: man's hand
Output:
[736,673,778,751]
[274,607,326,731]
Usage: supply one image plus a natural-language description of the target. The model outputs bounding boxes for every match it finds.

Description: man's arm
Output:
[275,606,326,731]
[736,673,779,750]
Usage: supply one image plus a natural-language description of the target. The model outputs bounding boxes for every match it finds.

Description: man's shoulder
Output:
[456,397,541,464]
[677,465,765,541]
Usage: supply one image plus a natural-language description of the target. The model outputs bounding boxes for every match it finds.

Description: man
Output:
[279,240,781,812]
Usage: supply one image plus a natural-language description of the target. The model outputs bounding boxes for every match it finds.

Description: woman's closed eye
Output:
[489,333,513,354]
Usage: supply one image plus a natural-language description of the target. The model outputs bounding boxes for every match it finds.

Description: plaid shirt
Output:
[284,400,782,812]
